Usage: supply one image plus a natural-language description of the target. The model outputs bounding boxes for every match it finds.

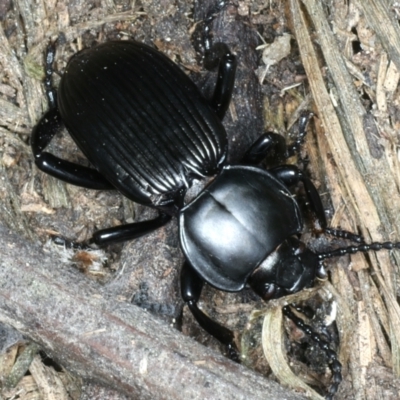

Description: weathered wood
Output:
[0,224,306,400]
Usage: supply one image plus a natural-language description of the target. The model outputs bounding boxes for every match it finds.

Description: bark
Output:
[0,224,306,400]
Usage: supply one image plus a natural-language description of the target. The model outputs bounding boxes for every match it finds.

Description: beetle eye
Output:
[248,268,279,301]
[261,283,277,300]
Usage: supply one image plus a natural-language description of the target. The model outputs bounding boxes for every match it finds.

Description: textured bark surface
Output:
[0,224,306,400]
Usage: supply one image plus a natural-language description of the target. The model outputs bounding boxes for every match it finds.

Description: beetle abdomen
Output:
[179,166,303,291]
[58,41,227,206]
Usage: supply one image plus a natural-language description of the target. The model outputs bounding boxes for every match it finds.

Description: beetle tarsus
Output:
[200,1,237,119]
[286,112,314,158]
[202,1,233,53]
[52,235,90,250]
[44,41,58,109]
[242,113,313,165]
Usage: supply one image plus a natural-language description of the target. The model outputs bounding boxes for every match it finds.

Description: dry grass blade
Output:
[262,305,325,400]
[259,282,352,399]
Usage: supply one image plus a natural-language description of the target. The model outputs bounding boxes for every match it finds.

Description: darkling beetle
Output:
[31,3,400,399]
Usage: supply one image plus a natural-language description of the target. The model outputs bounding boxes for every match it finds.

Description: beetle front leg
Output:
[283,305,342,400]
[180,262,239,361]
[271,165,365,241]
[271,165,328,229]
[281,167,324,222]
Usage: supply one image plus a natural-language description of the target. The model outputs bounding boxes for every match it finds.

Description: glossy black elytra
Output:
[31,6,400,400]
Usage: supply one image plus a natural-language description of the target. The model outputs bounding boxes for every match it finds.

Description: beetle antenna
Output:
[283,305,342,400]
[316,241,400,260]
[324,227,365,243]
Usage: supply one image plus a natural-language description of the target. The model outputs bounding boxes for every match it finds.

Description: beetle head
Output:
[248,237,327,301]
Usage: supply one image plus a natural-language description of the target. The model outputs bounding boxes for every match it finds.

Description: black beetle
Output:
[31,7,400,399]
[32,38,329,306]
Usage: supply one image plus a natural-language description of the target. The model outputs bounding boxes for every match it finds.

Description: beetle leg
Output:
[44,41,57,109]
[32,42,114,190]
[283,305,342,400]
[205,43,237,120]
[242,113,315,165]
[286,112,313,158]
[270,165,328,229]
[89,213,171,246]
[180,261,239,361]
[201,1,237,119]
[53,213,171,248]
[270,165,367,243]
[241,132,288,165]
[31,110,114,190]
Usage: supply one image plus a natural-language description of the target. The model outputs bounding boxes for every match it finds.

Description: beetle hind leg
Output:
[31,108,113,190]
[32,42,114,190]
[31,110,114,190]
[44,41,57,108]
[180,262,239,361]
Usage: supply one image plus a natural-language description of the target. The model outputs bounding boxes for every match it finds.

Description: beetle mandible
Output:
[31,3,400,399]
